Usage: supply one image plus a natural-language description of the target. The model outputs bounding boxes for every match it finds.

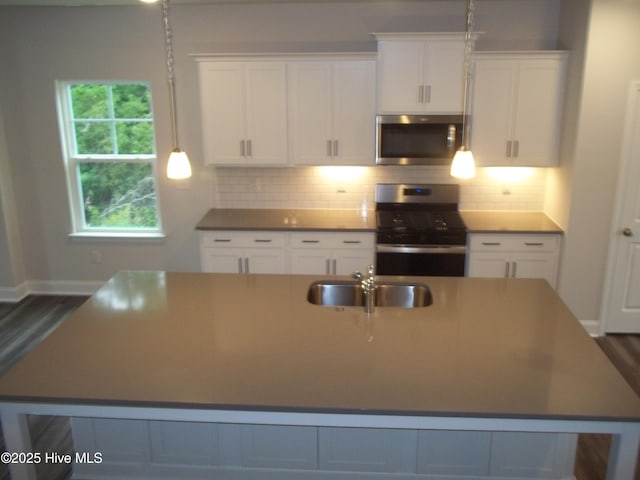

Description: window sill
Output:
[68,232,166,241]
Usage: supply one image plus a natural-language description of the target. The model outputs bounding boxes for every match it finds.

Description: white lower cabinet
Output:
[200,230,375,276]
[289,232,375,275]
[200,231,287,274]
[72,419,577,480]
[467,233,561,288]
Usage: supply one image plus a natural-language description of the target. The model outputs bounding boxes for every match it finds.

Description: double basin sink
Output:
[307,280,432,308]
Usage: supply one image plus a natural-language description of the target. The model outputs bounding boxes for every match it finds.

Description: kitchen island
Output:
[0,271,639,479]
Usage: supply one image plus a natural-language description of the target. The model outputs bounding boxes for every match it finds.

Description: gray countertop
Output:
[461,211,563,233]
[0,271,637,421]
[195,209,562,234]
[196,208,376,232]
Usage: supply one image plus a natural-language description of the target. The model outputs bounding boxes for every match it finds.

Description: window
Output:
[57,82,162,236]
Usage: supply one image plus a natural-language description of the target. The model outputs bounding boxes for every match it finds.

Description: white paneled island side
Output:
[0,271,639,480]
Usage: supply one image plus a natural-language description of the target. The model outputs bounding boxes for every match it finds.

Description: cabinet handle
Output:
[418,85,424,103]
[214,239,232,243]
[244,258,250,274]
[511,261,517,278]
[302,240,320,244]
[327,140,333,157]
[524,242,544,246]
[506,141,512,158]
[482,242,502,246]
[504,261,510,278]
[325,259,331,275]
[238,258,243,273]
[240,140,246,157]
[425,85,431,103]
[246,139,252,157]
[254,239,272,243]
[332,259,337,275]
[333,140,339,157]
[513,140,519,158]
[342,240,361,244]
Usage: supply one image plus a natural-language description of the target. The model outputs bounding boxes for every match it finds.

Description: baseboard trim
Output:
[580,320,602,337]
[0,281,29,302]
[0,280,102,302]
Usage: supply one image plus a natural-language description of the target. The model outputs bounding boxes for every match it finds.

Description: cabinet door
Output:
[512,58,565,166]
[289,249,333,275]
[376,40,425,113]
[467,253,510,278]
[332,61,376,165]
[199,62,247,164]
[512,252,557,286]
[244,63,288,165]
[424,40,465,113]
[471,54,565,167]
[245,248,287,274]
[201,248,243,273]
[288,62,333,164]
[334,250,374,276]
[470,59,516,165]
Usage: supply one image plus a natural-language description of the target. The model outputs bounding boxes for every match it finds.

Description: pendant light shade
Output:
[167,149,192,179]
[161,0,192,180]
[451,147,476,179]
[451,0,476,179]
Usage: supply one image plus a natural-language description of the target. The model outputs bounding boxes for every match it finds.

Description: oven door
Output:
[376,245,467,276]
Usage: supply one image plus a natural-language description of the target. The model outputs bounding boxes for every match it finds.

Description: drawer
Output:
[200,231,287,248]
[469,234,560,252]
[289,232,375,249]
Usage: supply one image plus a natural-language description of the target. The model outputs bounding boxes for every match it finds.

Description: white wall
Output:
[0,0,560,298]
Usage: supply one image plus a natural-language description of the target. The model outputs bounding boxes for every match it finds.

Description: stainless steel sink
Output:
[307,280,433,308]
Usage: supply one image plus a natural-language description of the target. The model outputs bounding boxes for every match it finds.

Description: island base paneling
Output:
[71,418,577,480]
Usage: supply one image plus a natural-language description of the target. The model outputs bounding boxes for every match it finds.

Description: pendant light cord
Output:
[162,0,180,151]
[461,0,476,150]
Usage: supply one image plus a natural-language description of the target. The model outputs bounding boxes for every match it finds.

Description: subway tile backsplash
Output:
[213,166,547,211]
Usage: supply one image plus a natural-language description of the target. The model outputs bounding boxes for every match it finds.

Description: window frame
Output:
[56,80,164,238]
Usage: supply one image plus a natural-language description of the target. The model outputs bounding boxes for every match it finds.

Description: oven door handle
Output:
[376,245,467,254]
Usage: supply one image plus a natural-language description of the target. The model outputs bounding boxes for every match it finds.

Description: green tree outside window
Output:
[67,83,160,230]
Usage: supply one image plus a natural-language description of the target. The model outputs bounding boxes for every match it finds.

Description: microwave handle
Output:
[447,124,457,152]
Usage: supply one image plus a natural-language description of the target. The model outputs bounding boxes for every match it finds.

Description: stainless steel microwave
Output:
[376,114,463,165]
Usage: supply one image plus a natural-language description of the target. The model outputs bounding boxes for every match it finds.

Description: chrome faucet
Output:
[353,265,376,314]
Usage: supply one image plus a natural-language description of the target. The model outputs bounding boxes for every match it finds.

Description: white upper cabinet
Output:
[199,60,288,166]
[375,33,465,114]
[470,52,567,167]
[288,59,375,165]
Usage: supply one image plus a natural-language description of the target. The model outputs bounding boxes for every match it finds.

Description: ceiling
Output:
[0,0,408,5]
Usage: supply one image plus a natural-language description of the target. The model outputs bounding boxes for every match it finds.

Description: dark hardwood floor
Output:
[0,295,638,479]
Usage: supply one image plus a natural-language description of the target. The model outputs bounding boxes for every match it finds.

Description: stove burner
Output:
[375,183,468,246]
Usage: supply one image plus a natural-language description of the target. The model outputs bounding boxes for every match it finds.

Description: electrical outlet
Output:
[90,250,103,264]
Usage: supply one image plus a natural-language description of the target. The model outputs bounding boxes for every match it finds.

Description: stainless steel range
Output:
[375,183,467,276]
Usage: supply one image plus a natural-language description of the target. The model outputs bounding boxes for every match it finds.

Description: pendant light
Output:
[161,0,192,179]
[450,0,476,179]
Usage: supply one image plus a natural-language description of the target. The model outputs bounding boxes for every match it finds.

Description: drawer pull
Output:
[254,239,273,243]
[342,240,362,244]
[214,239,232,243]
[302,240,320,244]
[482,242,502,246]
[524,242,544,246]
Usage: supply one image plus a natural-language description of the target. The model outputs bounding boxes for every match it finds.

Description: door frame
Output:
[601,80,640,334]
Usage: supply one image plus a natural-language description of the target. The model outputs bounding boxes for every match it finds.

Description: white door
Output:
[604,81,640,333]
